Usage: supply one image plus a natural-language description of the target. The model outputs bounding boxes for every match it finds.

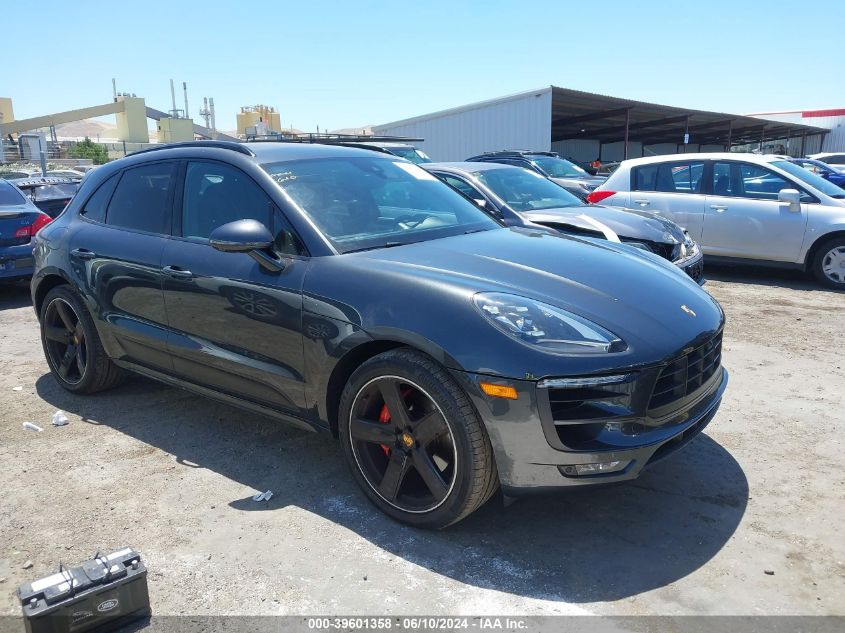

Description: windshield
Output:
[0,182,26,206]
[388,146,432,165]
[772,160,845,199]
[473,167,583,211]
[262,156,500,253]
[531,156,588,178]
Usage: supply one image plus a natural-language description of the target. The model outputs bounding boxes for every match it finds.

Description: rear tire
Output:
[811,237,845,290]
[40,285,125,394]
[339,348,498,529]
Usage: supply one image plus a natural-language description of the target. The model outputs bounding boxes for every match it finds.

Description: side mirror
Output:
[778,188,801,211]
[209,219,284,272]
[209,219,273,252]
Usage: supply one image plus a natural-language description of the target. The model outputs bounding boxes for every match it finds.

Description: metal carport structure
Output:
[374,86,829,163]
[548,86,829,160]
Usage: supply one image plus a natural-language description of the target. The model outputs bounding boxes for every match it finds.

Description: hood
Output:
[341,228,722,366]
[520,204,687,244]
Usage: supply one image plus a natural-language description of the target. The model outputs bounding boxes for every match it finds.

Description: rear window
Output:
[81,175,119,223]
[633,162,704,193]
[105,163,175,234]
[0,181,26,206]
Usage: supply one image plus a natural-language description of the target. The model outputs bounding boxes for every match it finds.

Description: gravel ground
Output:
[1,267,843,616]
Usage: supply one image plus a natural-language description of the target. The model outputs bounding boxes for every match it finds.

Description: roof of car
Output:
[425,162,524,173]
[131,140,397,163]
[618,152,788,167]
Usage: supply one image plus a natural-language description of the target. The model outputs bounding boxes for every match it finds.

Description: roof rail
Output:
[479,149,559,157]
[128,140,255,157]
[244,132,423,144]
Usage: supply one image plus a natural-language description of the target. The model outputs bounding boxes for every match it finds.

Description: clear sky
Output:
[2,0,843,132]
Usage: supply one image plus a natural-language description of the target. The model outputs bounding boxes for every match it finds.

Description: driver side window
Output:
[182,161,305,255]
[182,161,273,241]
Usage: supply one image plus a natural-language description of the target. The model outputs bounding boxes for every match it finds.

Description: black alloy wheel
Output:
[339,349,499,529]
[349,375,457,513]
[40,285,124,394]
[43,296,87,385]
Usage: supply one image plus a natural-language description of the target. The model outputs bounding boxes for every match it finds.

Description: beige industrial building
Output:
[236,105,281,136]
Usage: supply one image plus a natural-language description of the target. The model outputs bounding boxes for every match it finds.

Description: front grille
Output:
[651,242,680,261]
[684,259,704,282]
[648,333,722,412]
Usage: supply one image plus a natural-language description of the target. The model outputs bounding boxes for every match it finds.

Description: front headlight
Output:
[678,231,700,259]
[473,292,626,354]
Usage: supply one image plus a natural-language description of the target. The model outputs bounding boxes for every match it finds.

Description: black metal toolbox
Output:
[17,548,150,633]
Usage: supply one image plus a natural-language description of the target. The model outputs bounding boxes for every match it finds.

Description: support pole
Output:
[727,120,733,149]
[800,131,806,157]
[623,109,630,159]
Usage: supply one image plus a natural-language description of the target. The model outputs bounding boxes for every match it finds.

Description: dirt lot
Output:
[1,267,843,616]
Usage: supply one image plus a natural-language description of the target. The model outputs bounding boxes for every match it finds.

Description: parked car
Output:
[808,152,845,171]
[788,158,845,189]
[11,177,80,218]
[354,142,432,165]
[0,179,52,282]
[32,141,727,528]
[589,153,845,289]
[424,162,703,283]
[1,169,40,180]
[465,150,606,200]
[44,169,86,180]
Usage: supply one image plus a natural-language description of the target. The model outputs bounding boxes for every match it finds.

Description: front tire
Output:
[40,285,125,394]
[339,349,498,529]
[811,237,845,290]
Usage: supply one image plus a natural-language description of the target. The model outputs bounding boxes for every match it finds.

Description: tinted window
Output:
[530,156,588,178]
[80,175,118,222]
[272,209,306,256]
[711,162,815,202]
[473,167,583,211]
[388,147,432,165]
[0,181,26,206]
[262,156,499,253]
[712,163,734,196]
[440,174,482,199]
[182,162,273,240]
[738,164,793,200]
[633,162,704,193]
[106,163,175,233]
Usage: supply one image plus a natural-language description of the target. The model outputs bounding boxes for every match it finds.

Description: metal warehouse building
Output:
[373,86,829,163]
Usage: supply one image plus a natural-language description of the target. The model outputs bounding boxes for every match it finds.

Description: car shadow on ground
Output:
[704,264,824,291]
[36,373,748,604]
[0,283,32,311]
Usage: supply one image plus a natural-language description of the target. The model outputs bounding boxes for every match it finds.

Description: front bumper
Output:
[450,360,727,496]
[674,250,705,284]
[0,243,35,281]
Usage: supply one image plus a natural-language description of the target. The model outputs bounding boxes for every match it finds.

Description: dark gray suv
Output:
[31,141,727,528]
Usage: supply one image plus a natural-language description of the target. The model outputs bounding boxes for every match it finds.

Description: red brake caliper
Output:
[378,387,412,457]
[377,403,392,457]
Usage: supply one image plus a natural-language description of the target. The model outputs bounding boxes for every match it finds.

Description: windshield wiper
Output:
[463,227,491,235]
[344,241,407,253]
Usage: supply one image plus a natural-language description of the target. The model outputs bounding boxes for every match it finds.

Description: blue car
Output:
[789,158,845,189]
[0,179,52,282]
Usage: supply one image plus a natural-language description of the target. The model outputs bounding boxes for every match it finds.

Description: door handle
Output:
[162,265,194,280]
[633,199,651,206]
[710,205,728,212]
[70,248,96,260]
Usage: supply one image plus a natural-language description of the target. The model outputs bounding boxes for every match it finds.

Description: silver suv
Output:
[589,153,845,289]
